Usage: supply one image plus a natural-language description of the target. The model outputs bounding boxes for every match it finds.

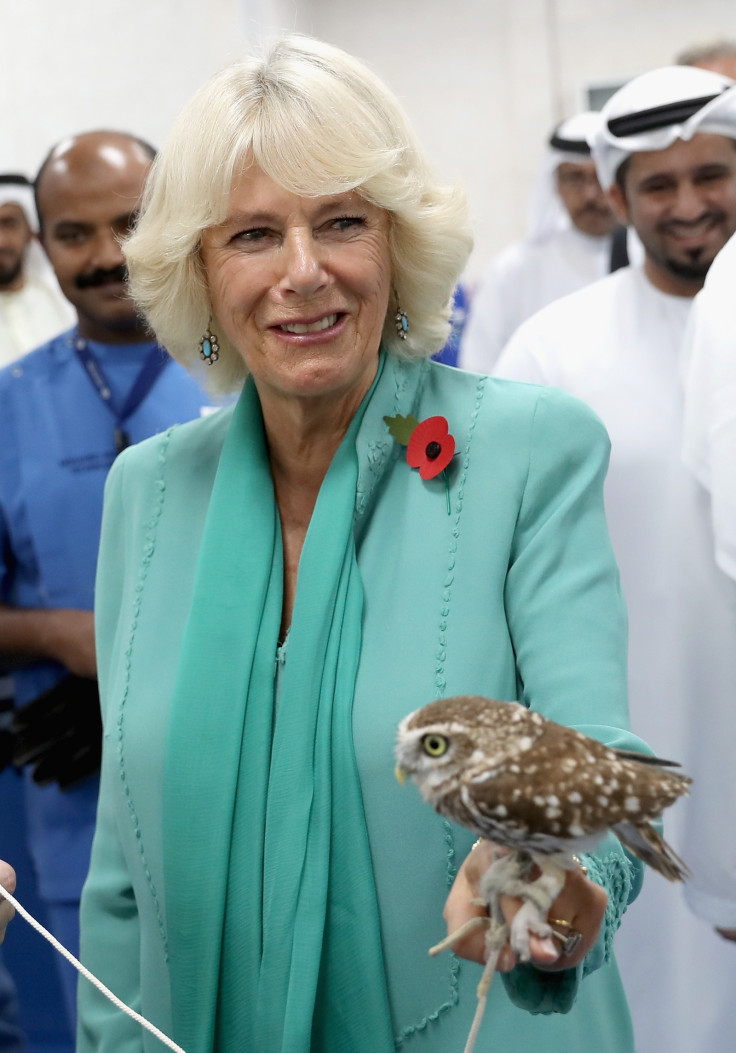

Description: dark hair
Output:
[613,156,631,198]
[677,40,736,67]
[34,131,157,233]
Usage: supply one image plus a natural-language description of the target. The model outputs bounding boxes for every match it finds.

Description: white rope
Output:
[0,883,186,1053]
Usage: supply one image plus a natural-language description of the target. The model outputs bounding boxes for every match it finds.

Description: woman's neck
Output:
[258,382,371,642]
[259,381,370,499]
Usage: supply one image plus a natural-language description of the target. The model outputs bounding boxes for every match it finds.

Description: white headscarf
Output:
[526,111,604,243]
[0,175,58,288]
[591,65,736,190]
[681,232,736,580]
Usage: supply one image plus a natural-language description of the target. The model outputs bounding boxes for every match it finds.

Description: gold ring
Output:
[547,917,572,930]
[572,850,589,876]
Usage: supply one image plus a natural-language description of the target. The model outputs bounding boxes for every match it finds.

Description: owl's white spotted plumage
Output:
[395,694,691,879]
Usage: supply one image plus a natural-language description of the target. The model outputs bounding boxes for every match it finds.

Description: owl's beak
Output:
[394,765,407,785]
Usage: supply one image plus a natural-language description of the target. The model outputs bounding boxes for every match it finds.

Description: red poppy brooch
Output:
[384,413,456,513]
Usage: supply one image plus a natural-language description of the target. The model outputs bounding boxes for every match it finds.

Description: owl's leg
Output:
[429,847,515,957]
[477,848,527,905]
[480,853,567,963]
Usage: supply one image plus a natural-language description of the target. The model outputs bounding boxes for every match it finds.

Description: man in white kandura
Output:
[493,65,736,1053]
[0,173,73,367]
[678,230,736,943]
[460,112,619,372]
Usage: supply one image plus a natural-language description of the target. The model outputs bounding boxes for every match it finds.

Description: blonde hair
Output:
[125,35,472,394]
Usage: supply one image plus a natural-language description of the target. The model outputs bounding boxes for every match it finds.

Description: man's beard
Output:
[0,257,23,289]
[651,209,732,286]
[660,253,713,284]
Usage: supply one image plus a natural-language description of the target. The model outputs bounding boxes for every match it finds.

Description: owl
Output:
[395,694,691,880]
[395,692,692,1047]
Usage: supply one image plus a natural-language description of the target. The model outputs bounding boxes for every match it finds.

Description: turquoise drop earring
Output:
[199,323,220,365]
[394,294,409,340]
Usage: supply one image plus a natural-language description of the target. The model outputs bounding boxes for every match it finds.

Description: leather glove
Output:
[0,692,13,772]
[12,676,102,791]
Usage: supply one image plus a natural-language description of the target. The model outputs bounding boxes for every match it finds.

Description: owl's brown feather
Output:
[396,695,691,880]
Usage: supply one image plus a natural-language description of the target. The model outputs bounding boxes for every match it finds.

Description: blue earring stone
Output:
[199,327,220,364]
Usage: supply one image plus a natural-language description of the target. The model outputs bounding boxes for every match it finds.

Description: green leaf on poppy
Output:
[383,413,420,446]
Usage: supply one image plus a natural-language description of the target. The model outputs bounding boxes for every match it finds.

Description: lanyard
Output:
[73,334,170,453]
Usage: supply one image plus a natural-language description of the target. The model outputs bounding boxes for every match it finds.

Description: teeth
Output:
[280,314,337,334]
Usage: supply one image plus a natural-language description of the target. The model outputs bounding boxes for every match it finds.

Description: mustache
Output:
[658,210,724,236]
[75,264,128,290]
[575,202,612,217]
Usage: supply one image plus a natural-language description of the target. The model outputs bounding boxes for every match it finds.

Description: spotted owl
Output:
[395,694,691,880]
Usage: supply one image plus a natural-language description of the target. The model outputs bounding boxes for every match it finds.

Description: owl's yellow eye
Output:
[421,733,449,757]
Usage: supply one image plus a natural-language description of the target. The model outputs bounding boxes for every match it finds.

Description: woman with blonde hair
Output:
[79,34,642,1052]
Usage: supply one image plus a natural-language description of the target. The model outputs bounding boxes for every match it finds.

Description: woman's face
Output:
[201,165,392,407]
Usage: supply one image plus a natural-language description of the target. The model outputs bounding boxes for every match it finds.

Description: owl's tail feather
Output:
[612,748,685,769]
[613,821,690,882]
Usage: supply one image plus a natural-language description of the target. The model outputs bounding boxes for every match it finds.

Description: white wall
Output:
[1,0,252,172]
[4,0,736,282]
[303,0,736,280]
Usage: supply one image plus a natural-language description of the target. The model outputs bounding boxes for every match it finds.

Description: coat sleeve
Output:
[77,454,144,1051]
[501,386,646,1012]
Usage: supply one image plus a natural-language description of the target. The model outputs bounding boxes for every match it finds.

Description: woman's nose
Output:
[279,230,327,297]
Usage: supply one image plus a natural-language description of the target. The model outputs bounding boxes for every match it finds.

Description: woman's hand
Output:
[0,861,16,945]
[443,840,607,973]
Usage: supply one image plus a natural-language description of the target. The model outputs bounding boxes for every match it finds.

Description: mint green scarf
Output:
[162,359,395,1052]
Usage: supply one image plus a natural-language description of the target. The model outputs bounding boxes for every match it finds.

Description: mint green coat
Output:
[79,355,641,1051]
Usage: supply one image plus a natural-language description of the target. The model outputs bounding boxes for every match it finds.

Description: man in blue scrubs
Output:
[0,131,211,1030]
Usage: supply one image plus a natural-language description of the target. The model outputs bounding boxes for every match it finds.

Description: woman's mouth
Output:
[278,313,339,334]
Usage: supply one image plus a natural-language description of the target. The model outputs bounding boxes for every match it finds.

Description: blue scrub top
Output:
[432,284,469,368]
[0,329,213,899]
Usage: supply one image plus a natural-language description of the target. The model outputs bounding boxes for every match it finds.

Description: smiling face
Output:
[200,165,392,413]
[0,202,33,290]
[609,132,736,296]
[556,161,617,238]
[37,132,153,342]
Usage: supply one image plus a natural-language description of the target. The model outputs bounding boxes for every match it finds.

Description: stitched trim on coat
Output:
[394,373,488,1048]
[115,429,174,959]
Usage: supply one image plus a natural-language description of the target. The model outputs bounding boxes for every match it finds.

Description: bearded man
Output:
[494,65,736,1053]
[460,111,619,371]
[0,174,72,366]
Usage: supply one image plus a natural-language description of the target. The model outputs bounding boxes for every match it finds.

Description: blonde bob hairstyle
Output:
[125,35,473,394]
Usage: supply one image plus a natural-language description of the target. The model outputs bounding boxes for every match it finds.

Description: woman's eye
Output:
[332,215,366,231]
[234,227,270,243]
